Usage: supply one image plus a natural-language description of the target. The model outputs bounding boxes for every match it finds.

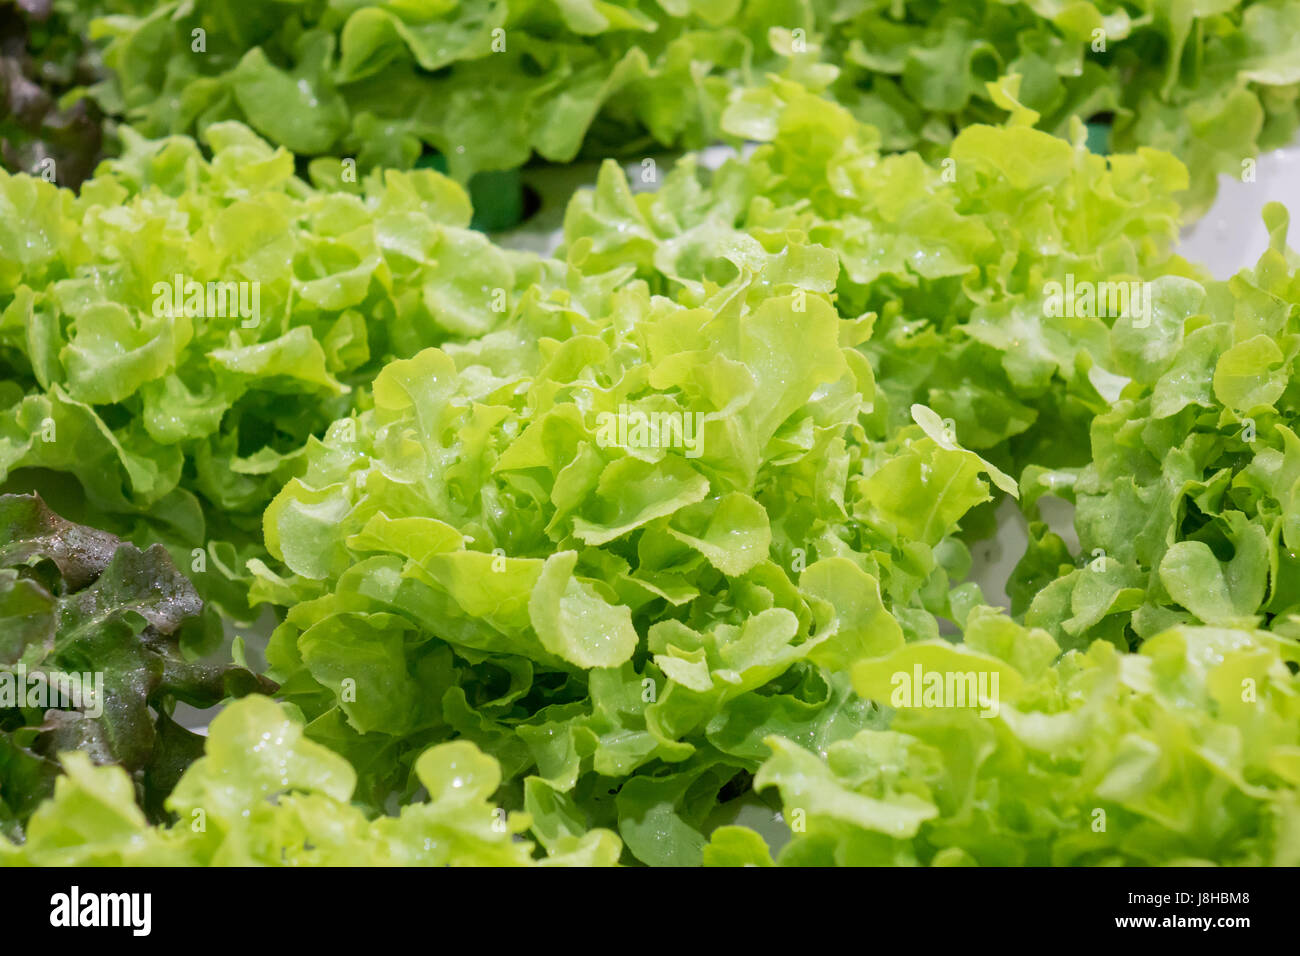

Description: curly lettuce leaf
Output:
[0,120,534,616]
[1,695,621,865]
[75,0,1300,215]
[0,492,273,839]
[739,607,1300,866]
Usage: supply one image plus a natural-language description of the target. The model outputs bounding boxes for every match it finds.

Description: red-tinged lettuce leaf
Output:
[0,492,274,837]
[0,0,106,190]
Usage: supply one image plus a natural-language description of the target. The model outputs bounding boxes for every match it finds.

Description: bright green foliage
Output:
[88,0,811,182]
[567,78,1193,480]
[244,93,1228,865]
[1019,205,1300,650]
[0,121,534,615]
[743,608,1300,865]
[4,17,1300,866]
[0,695,620,864]
[816,0,1300,217]
[252,262,998,860]
[78,0,1300,214]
